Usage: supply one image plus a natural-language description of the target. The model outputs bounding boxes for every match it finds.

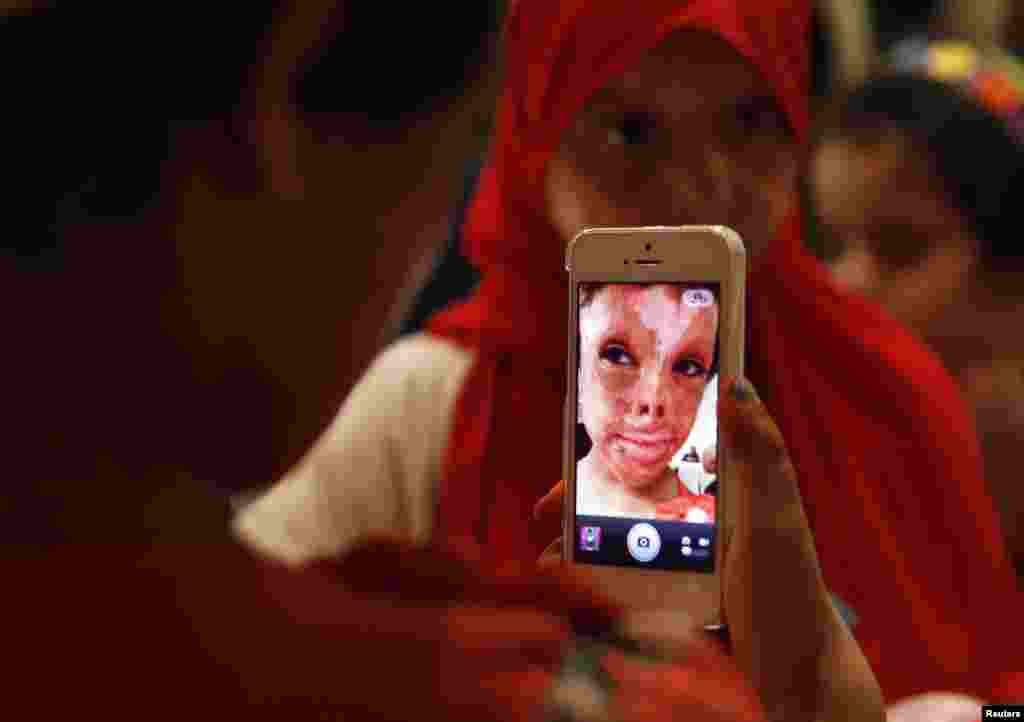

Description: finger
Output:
[713,527,733,640]
[464,555,621,633]
[703,445,717,474]
[328,537,482,602]
[442,605,572,661]
[533,479,565,521]
[718,377,834,716]
[349,636,558,722]
[537,536,562,569]
[718,377,804,523]
[335,538,618,632]
[718,378,784,467]
[293,589,573,656]
[717,523,733,593]
[616,609,701,659]
[718,376,821,561]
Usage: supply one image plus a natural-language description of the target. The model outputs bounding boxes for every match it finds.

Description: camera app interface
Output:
[574,282,719,572]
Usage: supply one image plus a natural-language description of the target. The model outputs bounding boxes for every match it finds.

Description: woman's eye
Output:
[600,345,634,366]
[726,97,788,142]
[674,359,706,377]
[606,113,659,147]
[869,224,933,272]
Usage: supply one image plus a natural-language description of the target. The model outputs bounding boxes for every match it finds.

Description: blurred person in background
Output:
[813,38,1024,578]
[2,1,499,539]
[0,3,887,721]
[0,2,581,718]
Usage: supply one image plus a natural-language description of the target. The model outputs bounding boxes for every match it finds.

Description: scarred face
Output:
[579,284,718,488]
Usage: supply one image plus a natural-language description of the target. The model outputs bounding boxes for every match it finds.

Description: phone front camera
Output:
[644,243,653,252]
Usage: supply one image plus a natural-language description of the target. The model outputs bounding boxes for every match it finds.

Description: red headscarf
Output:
[429,0,1021,703]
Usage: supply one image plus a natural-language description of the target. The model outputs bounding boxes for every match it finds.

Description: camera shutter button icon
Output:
[626,523,662,563]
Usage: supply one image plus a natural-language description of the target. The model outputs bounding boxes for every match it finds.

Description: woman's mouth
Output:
[615,433,677,466]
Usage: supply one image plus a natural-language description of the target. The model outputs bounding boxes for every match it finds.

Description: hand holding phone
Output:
[537,377,885,722]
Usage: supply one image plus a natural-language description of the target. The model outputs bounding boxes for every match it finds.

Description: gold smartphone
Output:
[563,226,745,624]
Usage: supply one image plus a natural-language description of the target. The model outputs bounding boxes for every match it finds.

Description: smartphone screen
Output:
[574,282,720,572]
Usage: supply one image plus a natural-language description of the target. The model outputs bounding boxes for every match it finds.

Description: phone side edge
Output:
[713,228,747,622]
[563,268,580,562]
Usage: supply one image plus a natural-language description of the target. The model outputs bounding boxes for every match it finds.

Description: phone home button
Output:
[626,523,661,563]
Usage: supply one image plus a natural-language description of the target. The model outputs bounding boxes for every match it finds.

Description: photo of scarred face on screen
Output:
[576,283,719,523]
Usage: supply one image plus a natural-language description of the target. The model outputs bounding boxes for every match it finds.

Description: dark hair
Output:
[579,282,719,307]
[578,282,720,378]
[3,2,504,265]
[2,6,280,264]
[808,5,833,104]
[578,282,605,308]
[296,2,504,127]
[818,73,1024,274]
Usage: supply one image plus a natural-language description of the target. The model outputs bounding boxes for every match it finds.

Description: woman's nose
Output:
[704,144,738,208]
[632,368,666,419]
[663,144,737,223]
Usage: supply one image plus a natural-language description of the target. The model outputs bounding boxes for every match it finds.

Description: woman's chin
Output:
[611,461,674,490]
[592,444,676,489]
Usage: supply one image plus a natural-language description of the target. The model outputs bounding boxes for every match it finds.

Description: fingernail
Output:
[830,593,860,628]
[730,377,758,402]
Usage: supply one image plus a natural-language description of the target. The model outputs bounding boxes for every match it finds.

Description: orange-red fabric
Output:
[429,0,1021,702]
[655,483,717,522]
[3,541,764,721]
[2,542,565,721]
[992,671,1024,702]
